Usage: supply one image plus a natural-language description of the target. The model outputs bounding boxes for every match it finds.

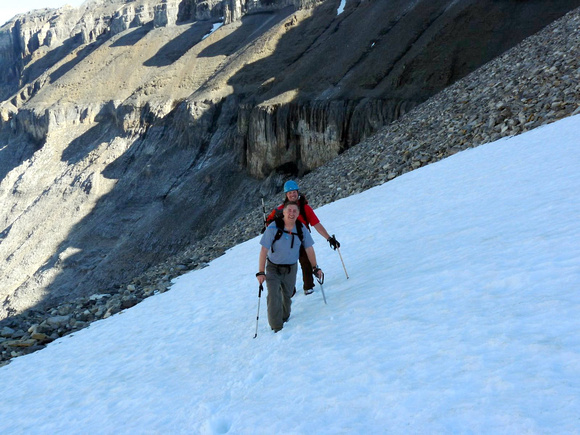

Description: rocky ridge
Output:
[1,7,579,367]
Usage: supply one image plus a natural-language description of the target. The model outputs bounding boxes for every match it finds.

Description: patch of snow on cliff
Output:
[202,20,223,40]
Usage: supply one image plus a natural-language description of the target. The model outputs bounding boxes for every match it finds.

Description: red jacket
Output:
[266,199,320,229]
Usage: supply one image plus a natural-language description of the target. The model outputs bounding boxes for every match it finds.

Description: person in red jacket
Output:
[265,180,340,295]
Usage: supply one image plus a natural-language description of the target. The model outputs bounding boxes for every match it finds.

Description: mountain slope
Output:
[1,0,580,319]
[0,114,579,433]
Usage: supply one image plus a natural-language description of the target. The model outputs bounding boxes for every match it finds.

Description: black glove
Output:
[327,235,340,250]
[312,266,324,284]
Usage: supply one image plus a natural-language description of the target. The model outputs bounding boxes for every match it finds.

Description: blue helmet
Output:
[284,180,299,193]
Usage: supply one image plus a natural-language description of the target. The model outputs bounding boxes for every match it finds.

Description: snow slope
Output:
[1,115,579,434]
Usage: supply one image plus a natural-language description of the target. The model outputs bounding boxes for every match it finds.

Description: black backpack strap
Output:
[287,221,304,249]
[299,195,307,221]
[271,218,284,253]
[295,220,304,243]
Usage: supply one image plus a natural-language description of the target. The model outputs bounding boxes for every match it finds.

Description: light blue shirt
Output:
[260,222,314,265]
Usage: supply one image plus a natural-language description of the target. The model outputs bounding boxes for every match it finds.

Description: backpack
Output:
[270,216,304,253]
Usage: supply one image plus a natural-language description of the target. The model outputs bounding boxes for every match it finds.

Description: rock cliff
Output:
[1,0,580,319]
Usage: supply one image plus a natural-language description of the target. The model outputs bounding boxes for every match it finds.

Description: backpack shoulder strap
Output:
[273,217,284,239]
[297,197,311,228]
[295,220,304,242]
[270,217,284,253]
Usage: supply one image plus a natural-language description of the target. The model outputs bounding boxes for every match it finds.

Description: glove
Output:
[327,235,340,250]
[312,266,324,283]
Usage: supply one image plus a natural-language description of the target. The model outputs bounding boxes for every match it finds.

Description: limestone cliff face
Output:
[243,98,414,177]
[223,0,317,24]
[180,0,225,21]
[1,0,580,318]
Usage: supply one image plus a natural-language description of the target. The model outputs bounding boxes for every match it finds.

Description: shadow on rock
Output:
[49,37,107,84]
[111,23,154,47]
[61,121,112,165]
[143,21,213,67]
[198,8,295,58]
[0,132,40,184]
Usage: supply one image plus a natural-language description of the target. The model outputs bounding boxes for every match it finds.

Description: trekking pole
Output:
[253,284,263,338]
[316,272,327,305]
[261,198,267,232]
[337,247,349,279]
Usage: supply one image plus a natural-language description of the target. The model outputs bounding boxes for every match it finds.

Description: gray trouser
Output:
[265,261,297,331]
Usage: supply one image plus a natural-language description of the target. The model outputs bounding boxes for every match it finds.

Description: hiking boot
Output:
[304,287,314,295]
[273,327,283,333]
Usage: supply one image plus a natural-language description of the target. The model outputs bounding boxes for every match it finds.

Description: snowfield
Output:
[1,115,579,434]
